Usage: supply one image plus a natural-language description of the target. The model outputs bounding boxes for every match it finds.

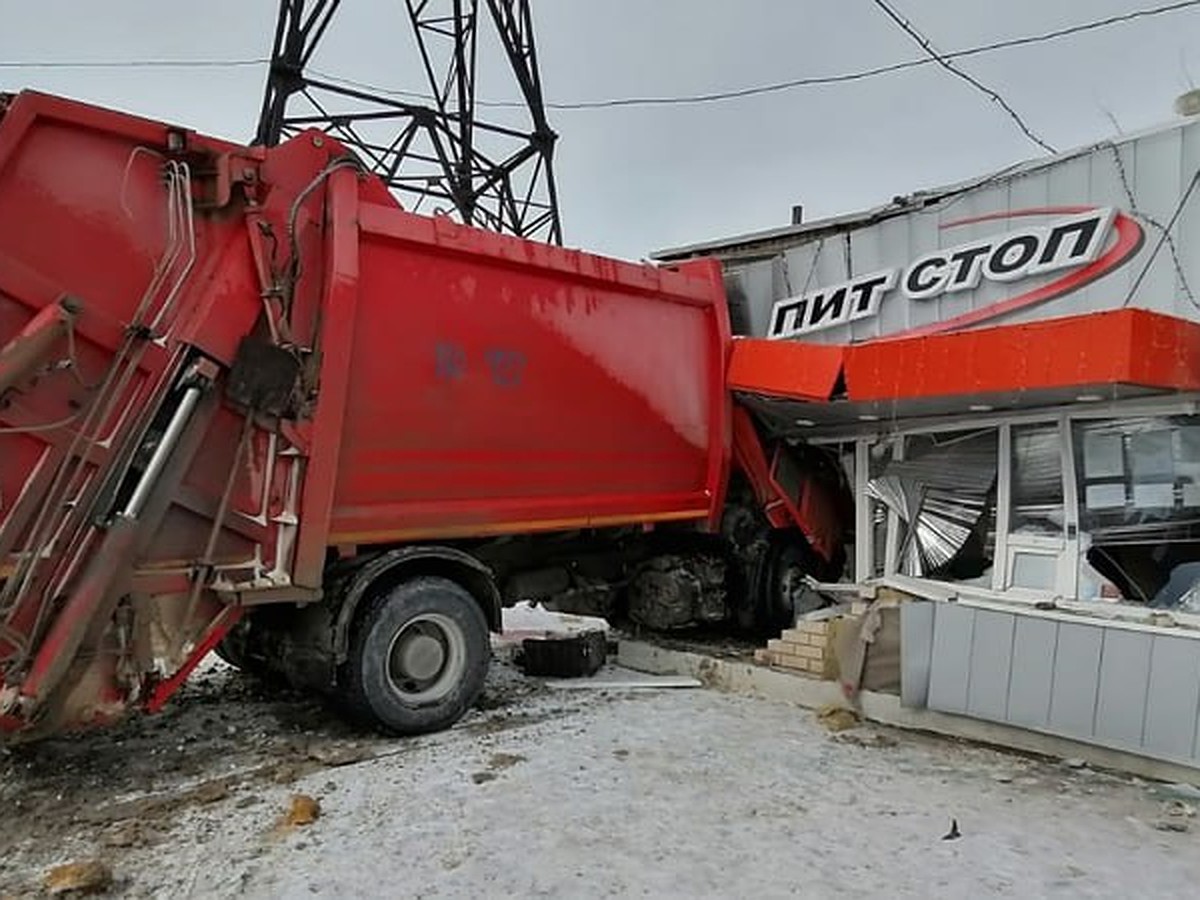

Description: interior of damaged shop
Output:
[798,399,1200,616]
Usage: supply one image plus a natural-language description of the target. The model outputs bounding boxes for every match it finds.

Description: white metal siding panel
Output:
[1142,635,1200,762]
[926,603,974,714]
[1005,616,1057,729]
[848,221,889,344]
[1094,630,1153,750]
[1047,622,1103,738]
[737,262,775,338]
[1132,129,1185,317]
[914,601,1200,767]
[900,601,935,708]
[965,609,1016,721]
[1181,123,1200,317]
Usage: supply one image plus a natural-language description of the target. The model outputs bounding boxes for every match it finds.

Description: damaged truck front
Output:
[0,91,848,742]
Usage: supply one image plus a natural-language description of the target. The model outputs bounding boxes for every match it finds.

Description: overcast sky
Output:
[2,1,1198,259]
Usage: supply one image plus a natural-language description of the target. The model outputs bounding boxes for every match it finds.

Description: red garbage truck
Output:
[0,91,849,741]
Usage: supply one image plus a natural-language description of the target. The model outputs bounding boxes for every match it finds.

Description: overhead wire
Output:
[868,0,1057,153]
[0,1,1196,111]
[0,57,268,69]
[1123,167,1200,308]
[531,0,1200,111]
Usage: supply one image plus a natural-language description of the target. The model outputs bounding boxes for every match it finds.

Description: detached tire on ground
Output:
[340,576,491,736]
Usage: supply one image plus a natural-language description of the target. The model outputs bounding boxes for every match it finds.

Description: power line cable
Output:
[0,0,1196,112]
[869,0,1057,153]
[0,57,268,69]
[313,1,1200,111]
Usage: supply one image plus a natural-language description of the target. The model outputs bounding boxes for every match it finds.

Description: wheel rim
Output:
[385,613,468,705]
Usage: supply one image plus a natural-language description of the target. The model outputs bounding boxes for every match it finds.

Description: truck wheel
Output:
[341,576,490,736]
[761,533,827,632]
[212,619,283,684]
[213,620,255,673]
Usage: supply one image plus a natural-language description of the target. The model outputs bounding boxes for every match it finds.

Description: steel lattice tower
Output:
[255,0,562,243]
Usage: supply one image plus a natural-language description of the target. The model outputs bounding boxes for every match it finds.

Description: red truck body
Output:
[0,92,842,740]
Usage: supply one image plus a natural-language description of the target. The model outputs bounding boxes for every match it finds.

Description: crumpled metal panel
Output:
[867,432,997,576]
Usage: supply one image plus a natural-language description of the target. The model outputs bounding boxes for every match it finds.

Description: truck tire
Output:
[759,532,827,633]
[340,576,490,736]
[212,619,285,684]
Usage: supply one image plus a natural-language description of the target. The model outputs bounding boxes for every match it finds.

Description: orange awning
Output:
[729,309,1200,426]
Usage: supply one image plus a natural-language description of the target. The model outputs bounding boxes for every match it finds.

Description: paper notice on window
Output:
[1086,483,1126,510]
[1084,432,1124,479]
[1130,431,1174,480]
[1133,482,1174,509]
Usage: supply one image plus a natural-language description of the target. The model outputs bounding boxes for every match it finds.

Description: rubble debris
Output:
[1153,819,1190,833]
[271,764,301,785]
[100,823,145,849]
[471,772,498,785]
[306,743,372,768]
[519,631,607,677]
[193,781,231,804]
[832,730,898,749]
[941,819,962,841]
[1062,758,1088,770]
[283,794,321,827]
[1153,799,1199,831]
[1165,800,1197,819]
[816,704,860,733]
[44,860,113,895]
[487,753,527,771]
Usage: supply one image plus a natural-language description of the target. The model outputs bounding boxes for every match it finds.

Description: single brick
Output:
[800,620,831,636]
[796,644,824,660]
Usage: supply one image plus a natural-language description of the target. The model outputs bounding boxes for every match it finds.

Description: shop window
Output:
[1073,417,1200,542]
[1072,416,1200,608]
[866,428,998,579]
[1011,423,1064,535]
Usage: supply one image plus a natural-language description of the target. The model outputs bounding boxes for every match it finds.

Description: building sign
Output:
[767,207,1143,339]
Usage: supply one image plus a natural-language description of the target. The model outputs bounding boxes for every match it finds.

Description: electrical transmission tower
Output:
[255,0,562,243]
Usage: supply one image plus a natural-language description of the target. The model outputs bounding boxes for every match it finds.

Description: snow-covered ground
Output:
[3,657,1199,898]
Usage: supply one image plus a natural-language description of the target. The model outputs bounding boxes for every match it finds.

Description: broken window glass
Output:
[1073,416,1200,607]
[866,428,998,577]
